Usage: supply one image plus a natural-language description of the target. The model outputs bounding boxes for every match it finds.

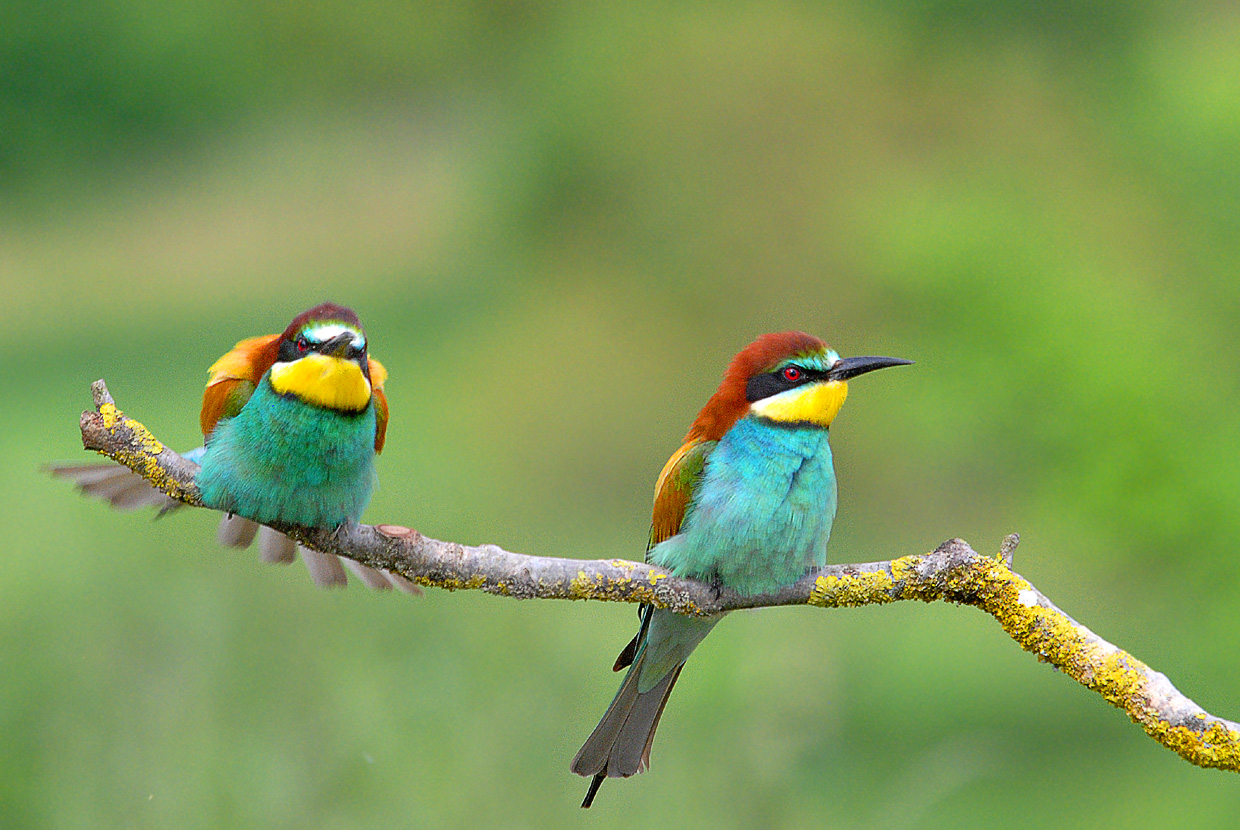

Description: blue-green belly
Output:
[196,379,377,527]
[637,417,838,691]
[648,417,837,597]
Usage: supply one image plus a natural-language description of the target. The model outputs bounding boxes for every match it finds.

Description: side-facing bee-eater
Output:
[571,331,910,807]
[52,302,416,592]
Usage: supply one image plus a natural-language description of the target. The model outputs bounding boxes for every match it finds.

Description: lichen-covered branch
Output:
[75,379,1240,773]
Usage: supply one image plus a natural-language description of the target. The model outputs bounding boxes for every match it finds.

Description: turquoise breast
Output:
[648,416,837,596]
[196,376,377,527]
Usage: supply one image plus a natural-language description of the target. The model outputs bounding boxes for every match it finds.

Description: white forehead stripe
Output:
[303,323,364,349]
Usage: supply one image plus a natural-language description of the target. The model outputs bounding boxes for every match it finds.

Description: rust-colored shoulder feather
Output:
[200,334,282,437]
[369,357,389,453]
[649,438,714,550]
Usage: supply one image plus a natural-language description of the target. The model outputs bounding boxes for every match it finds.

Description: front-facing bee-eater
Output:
[571,331,910,807]
[52,302,416,592]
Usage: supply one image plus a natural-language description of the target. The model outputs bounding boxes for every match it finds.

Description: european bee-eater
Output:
[571,331,910,807]
[52,302,415,592]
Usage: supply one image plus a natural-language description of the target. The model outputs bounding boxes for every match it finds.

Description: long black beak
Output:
[320,332,357,358]
[826,355,913,381]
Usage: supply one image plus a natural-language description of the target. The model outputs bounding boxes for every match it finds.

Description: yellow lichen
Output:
[1159,722,1240,769]
[570,569,599,599]
[430,574,488,593]
[564,568,702,613]
[809,550,1240,772]
[99,402,121,429]
[889,555,920,584]
[956,556,1240,771]
[807,570,895,608]
[93,406,202,506]
[569,570,633,602]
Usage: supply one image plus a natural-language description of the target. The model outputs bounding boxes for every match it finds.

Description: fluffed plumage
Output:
[50,302,415,594]
[572,332,909,807]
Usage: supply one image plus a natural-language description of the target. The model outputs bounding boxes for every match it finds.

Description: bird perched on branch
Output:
[571,331,910,807]
[50,302,417,593]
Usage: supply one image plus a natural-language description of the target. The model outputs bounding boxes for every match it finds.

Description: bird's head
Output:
[688,332,911,439]
[268,303,374,412]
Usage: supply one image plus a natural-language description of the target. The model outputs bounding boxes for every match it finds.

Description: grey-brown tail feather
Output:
[571,655,684,808]
[45,463,178,512]
[48,461,415,594]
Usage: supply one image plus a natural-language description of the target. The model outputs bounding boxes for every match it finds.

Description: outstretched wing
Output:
[200,333,281,437]
[648,438,715,552]
[368,356,389,453]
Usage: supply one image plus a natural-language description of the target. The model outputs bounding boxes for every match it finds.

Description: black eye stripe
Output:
[744,365,829,402]
[278,337,303,362]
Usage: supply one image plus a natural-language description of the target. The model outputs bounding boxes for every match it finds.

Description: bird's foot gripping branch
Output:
[75,379,1240,773]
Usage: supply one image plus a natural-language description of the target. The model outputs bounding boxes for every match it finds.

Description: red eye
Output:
[782,366,802,382]
[296,337,309,353]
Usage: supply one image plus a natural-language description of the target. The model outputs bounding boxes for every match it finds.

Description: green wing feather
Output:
[221,381,257,419]
[648,438,716,554]
[611,438,716,672]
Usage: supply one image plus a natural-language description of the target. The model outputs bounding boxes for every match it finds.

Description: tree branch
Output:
[76,379,1240,773]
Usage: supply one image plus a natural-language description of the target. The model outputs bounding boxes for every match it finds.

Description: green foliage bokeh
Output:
[4,2,1240,827]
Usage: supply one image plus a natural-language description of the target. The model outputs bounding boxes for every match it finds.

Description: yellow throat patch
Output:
[750,380,848,427]
[269,354,372,412]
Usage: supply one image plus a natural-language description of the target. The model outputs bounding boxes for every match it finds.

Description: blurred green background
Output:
[5,1,1240,827]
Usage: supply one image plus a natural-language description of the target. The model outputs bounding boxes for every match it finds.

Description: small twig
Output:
[73,379,1240,773]
[999,532,1020,566]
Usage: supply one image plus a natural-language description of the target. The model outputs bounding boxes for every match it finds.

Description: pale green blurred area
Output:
[5,1,1240,826]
